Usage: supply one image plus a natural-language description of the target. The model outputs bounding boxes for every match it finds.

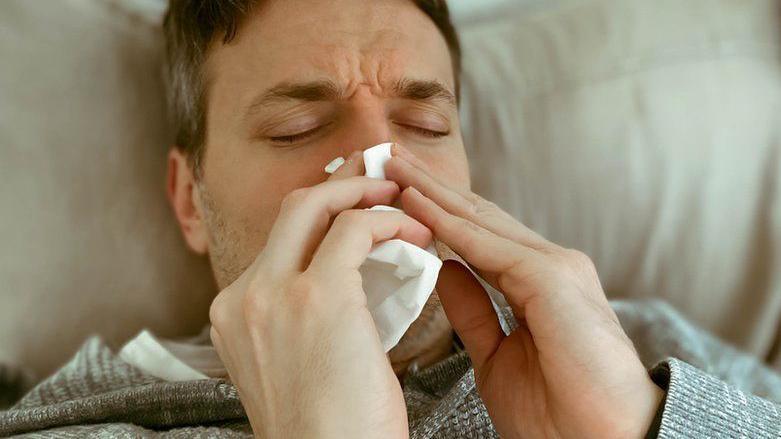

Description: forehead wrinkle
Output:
[239,27,454,118]
[242,72,458,123]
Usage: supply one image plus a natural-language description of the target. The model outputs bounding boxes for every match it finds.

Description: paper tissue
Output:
[325,143,443,351]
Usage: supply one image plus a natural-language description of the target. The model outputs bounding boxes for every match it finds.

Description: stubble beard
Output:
[198,182,454,376]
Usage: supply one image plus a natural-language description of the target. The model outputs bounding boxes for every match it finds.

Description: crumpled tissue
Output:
[325,143,442,351]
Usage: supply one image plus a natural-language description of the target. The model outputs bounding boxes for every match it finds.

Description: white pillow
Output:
[457,0,781,364]
[0,0,214,380]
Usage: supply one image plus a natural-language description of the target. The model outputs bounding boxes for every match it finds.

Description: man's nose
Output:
[337,106,396,157]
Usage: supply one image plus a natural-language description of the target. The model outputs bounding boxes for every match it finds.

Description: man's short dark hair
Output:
[163,0,462,174]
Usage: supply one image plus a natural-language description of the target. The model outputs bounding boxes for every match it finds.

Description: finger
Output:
[401,186,543,297]
[263,177,400,274]
[385,145,549,250]
[388,147,548,249]
[436,260,504,370]
[308,209,433,274]
[328,150,365,180]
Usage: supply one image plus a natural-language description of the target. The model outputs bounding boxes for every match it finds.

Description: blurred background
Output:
[1,0,779,393]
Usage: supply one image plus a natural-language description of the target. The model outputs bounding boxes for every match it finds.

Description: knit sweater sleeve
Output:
[613,300,781,438]
[649,358,781,438]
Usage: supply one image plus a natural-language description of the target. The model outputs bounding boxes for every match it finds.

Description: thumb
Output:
[436,260,504,369]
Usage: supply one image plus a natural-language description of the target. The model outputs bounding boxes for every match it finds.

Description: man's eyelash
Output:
[400,124,449,138]
[269,123,448,144]
[269,126,322,144]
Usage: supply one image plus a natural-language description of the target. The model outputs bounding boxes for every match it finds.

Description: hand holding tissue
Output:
[325,143,442,351]
[211,139,663,439]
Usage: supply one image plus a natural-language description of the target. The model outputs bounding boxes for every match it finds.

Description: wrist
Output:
[628,380,666,439]
[590,376,665,439]
[253,407,408,439]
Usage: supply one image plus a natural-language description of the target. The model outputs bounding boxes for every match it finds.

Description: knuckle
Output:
[455,220,485,254]
[497,258,536,293]
[466,193,482,214]
[459,216,483,236]
[437,212,458,233]
[240,288,268,325]
[290,272,319,294]
[208,326,222,349]
[239,274,277,325]
[291,270,365,312]
[208,294,228,328]
[240,286,265,313]
[562,248,597,276]
[468,193,497,216]
[281,187,313,210]
[565,248,593,266]
[286,272,319,309]
[333,209,365,228]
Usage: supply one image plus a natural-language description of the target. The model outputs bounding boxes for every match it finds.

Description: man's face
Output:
[175,0,470,369]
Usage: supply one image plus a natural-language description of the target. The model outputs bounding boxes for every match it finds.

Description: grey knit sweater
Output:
[2,300,781,438]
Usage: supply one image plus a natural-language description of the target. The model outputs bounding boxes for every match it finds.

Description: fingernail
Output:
[324,156,346,174]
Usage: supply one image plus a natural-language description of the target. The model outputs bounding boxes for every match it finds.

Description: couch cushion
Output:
[0,0,214,380]
[457,0,781,363]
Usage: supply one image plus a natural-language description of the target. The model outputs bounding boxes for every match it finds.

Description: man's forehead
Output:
[204,0,455,111]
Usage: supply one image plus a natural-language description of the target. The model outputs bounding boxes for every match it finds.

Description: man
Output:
[2,0,781,437]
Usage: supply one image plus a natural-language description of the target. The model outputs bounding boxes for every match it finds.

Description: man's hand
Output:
[208,151,423,439]
[385,145,664,439]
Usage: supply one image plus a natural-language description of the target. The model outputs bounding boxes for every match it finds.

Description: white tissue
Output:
[363,142,393,179]
[324,143,442,351]
[362,205,442,351]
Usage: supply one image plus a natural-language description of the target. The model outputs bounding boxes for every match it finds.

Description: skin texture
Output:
[387,145,665,438]
[167,0,664,437]
[167,0,467,374]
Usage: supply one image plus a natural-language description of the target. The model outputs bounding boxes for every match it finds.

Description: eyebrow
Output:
[245,78,456,117]
[394,78,457,106]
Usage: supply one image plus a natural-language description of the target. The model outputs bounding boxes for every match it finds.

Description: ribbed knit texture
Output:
[3,300,781,437]
[652,360,781,438]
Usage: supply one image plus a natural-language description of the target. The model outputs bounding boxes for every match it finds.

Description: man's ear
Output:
[166,147,209,255]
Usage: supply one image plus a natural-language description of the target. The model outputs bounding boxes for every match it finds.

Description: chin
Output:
[388,290,454,377]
